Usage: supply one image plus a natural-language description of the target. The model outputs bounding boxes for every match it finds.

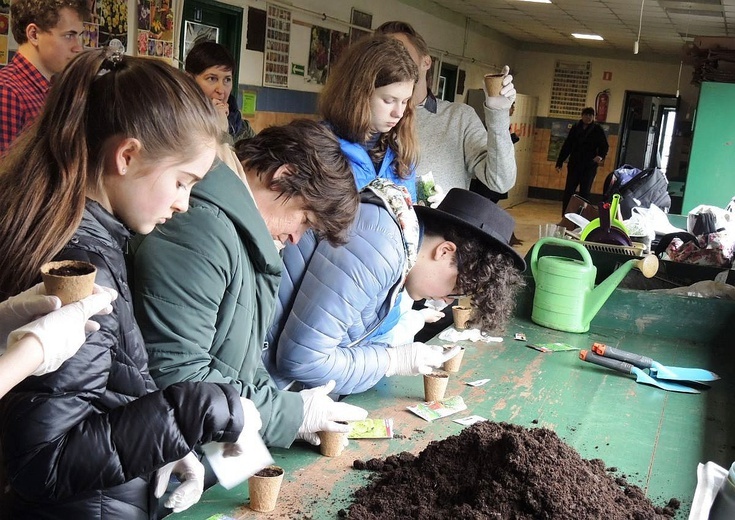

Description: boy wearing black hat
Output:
[264,180,525,396]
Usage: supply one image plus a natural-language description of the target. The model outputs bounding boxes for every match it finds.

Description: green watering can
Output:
[530,237,659,333]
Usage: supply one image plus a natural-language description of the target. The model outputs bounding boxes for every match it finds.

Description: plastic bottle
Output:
[710,462,735,519]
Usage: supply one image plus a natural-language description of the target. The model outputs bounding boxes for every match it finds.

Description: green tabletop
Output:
[177,286,735,520]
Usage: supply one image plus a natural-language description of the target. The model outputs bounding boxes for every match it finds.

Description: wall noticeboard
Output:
[263,4,291,88]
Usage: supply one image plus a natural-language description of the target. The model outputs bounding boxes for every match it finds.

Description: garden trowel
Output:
[579,350,700,394]
[591,343,719,382]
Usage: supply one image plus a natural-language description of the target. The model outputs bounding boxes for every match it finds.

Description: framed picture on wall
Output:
[349,8,371,44]
[183,21,218,56]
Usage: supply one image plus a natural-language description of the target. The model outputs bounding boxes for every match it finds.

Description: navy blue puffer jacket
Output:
[264,201,406,395]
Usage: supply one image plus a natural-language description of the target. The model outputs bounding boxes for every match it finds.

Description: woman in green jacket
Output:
[131,120,367,448]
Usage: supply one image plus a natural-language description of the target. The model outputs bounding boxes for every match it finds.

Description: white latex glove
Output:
[221,397,263,457]
[427,184,445,209]
[419,308,445,324]
[296,380,368,445]
[484,65,516,110]
[5,286,117,374]
[385,342,462,377]
[424,298,451,311]
[0,282,61,350]
[154,452,205,513]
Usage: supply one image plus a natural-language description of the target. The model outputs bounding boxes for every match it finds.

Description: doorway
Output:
[438,63,458,102]
[180,0,243,81]
[616,91,678,173]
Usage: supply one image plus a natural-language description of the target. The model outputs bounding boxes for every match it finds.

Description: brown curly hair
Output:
[11,0,88,44]
[422,218,525,333]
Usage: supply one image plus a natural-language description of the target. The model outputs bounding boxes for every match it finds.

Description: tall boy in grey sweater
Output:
[375,21,517,197]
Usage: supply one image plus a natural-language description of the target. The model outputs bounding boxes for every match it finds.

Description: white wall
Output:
[218,0,517,96]
[514,50,699,125]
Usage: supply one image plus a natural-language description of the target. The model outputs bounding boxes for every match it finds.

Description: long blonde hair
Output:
[319,35,418,179]
[0,50,223,300]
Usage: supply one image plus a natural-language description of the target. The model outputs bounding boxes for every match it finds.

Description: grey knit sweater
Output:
[415,98,516,194]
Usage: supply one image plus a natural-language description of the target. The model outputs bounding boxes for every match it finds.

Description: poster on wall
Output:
[0,1,8,66]
[183,21,218,57]
[306,27,348,85]
[137,0,174,62]
[547,121,572,162]
[263,4,291,88]
[97,0,128,49]
[329,30,348,71]
[80,0,98,48]
[349,8,371,44]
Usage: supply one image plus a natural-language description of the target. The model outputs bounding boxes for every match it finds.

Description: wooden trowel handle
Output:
[634,255,659,279]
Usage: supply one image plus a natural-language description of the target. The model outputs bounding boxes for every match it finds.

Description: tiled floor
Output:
[505,198,563,258]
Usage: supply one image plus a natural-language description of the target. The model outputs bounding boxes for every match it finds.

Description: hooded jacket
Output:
[131,163,304,448]
[264,192,410,396]
[0,201,244,520]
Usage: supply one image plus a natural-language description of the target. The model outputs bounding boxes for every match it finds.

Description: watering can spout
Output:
[584,255,659,325]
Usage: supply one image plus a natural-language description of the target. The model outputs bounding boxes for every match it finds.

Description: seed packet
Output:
[348,418,394,439]
[526,342,579,353]
[453,415,487,426]
[465,378,491,387]
[407,396,467,422]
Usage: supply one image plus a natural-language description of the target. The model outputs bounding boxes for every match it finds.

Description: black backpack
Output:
[603,166,671,220]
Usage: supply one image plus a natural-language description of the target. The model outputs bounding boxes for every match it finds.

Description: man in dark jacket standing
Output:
[555,107,609,216]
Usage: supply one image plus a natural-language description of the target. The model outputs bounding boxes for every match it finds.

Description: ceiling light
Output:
[572,33,604,40]
[518,0,552,3]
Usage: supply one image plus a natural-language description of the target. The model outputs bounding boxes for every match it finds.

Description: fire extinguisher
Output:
[595,89,610,122]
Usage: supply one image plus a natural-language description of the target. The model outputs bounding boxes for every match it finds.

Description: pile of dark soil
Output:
[343,422,679,519]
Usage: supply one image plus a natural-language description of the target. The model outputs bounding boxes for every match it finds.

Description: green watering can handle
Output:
[530,237,593,281]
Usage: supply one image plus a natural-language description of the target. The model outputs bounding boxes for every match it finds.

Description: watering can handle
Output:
[530,237,594,281]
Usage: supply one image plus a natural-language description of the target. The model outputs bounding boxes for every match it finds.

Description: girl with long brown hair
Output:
[0,48,261,518]
[319,35,420,201]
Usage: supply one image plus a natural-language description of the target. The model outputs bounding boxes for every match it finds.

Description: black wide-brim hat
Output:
[413,188,526,271]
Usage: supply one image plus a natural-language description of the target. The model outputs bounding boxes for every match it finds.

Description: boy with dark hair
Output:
[0,0,88,152]
[265,181,525,396]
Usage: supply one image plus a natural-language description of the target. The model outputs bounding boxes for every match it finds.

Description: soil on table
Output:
[343,421,680,520]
